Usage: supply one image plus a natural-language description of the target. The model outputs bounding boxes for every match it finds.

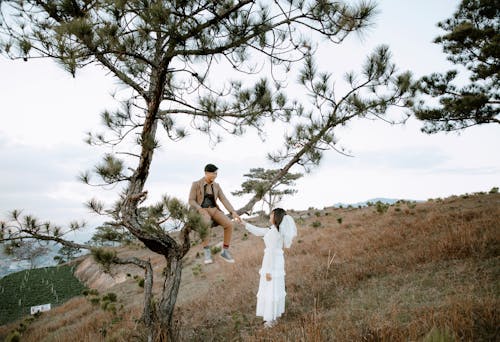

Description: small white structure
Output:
[30,303,51,315]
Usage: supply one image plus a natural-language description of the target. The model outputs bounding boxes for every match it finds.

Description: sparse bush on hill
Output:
[407,201,417,209]
[91,249,117,273]
[89,296,100,306]
[311,221,322,228]
[490,186,499,194]
[375,201,390,214]
[191,264,202,277]
[102,293,117,303]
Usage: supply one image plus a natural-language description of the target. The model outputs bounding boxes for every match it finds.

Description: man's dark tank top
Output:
[201,183,216,208]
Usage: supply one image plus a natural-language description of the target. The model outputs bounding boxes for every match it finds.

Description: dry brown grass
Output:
[1,193,498,341]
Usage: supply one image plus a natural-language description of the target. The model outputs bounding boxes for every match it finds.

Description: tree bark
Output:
[142,261,154,328]
[156,256,183,341]
[111,256,154,329]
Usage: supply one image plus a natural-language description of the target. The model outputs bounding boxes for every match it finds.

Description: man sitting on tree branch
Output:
[189,163,241,264]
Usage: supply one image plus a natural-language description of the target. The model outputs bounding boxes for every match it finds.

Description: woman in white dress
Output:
[243,208,297,328]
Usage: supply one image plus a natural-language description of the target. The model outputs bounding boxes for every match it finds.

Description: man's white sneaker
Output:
[220,249,235,263]
[203,247,213,264]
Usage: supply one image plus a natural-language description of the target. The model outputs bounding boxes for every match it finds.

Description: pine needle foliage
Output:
[412,0,499,132]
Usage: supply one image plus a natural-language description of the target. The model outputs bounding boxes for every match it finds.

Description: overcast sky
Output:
[1,0,498,241]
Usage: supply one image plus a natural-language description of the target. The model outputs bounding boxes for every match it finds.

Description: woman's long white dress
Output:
[245,223,286,322]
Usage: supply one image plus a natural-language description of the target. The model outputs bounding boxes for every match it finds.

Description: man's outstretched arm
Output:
[218,187,241,222]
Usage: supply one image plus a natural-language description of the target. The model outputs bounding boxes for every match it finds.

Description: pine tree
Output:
[89,223,135,247]
[413,0,499,132]
[232,168,302,214]
[0,1,416,339]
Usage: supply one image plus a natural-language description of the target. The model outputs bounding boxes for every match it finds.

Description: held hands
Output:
[231,211,242,223]
[266,273,272,281]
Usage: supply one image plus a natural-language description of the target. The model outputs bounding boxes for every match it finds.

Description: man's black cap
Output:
[204,163,218,172]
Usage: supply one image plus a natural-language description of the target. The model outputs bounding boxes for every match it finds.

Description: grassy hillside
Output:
[0,265,86,325]
[0,192,498,341]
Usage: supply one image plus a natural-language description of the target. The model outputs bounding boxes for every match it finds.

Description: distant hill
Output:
[0,234,92,278]
[332,197,417,208]
[0,243,60,278]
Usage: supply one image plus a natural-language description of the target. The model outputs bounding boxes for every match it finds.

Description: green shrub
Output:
[91,248,117,272]
[375,201,389,214]
[489,186,499,194]
[102,292,117,302]
[89,296,100,306]
[192,264,202,276]
[314,211,321,217]
[101,301,117,314]
[311,221,322,228]
[106,303,117,315]
[137,277,145,288]
[337,217,342,224]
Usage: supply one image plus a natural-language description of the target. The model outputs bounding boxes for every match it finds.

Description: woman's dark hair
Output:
[272,208,286,231]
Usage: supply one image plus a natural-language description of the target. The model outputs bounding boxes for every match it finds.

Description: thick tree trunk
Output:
[142,260,154,327]
[156,256,183,341]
